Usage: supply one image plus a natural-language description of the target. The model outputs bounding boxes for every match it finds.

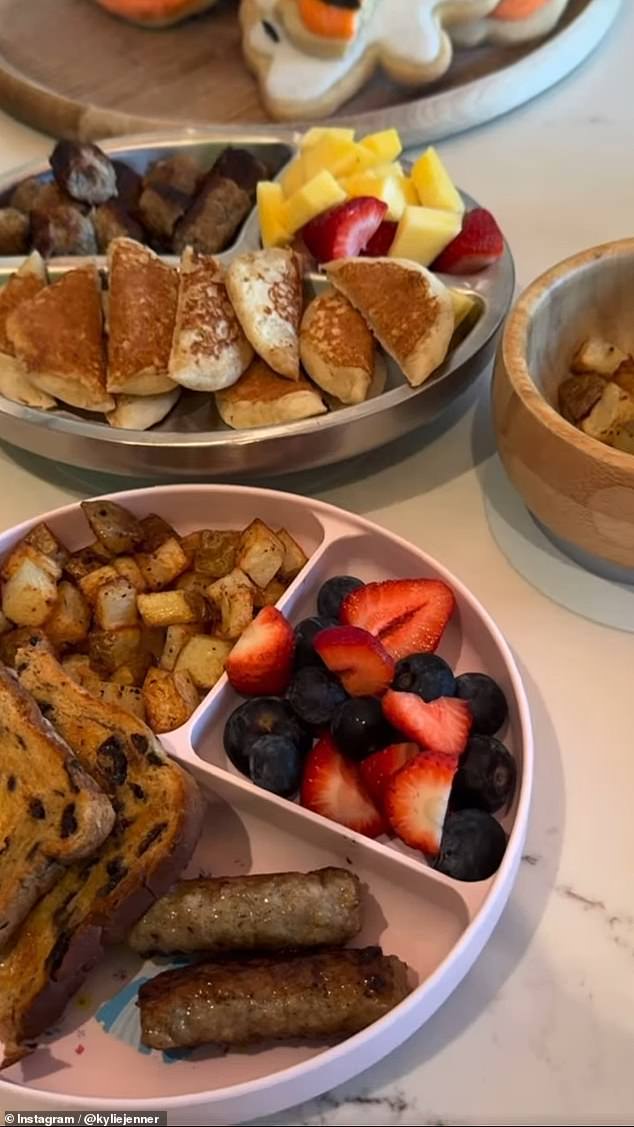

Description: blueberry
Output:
[434,809,507,882]
[223,697,311,776]
[294,616,338,669]
[331,697,393,762]
[249,735,303,797]
[287,666,347,727]
[393,653,456,701]
[317,575,364,620]
[452,735,516,814]
[455,673,508,736]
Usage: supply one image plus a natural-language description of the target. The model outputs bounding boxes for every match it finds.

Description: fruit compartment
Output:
[2,770,471,1102]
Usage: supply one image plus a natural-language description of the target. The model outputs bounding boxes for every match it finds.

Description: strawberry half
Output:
[382,690,472,757]
[313,625,395,696]
[359,742,418,809]
[301,197,388,264]
[362,220,398,257]
[432,208,504,274]
[385,750,458,856]
[341,578,455,661]
[225,606,294,696]
[300,733,387,838]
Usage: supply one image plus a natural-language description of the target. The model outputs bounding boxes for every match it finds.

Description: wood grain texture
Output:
[0,0,605,142]
[493,239,634,571]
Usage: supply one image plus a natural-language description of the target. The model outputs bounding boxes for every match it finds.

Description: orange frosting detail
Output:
[493,0,550,19]
[96,0,193,15]
[298,0,358,40]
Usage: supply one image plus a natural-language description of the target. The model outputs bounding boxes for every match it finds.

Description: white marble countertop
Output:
[0,5,633,1124]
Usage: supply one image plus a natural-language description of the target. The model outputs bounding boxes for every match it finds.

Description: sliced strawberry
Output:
[225,606,294,696]
[300,733,387,838]
[385,750,458,856]
[313,625,395,696]
[301,197,388,264]
[362,220,398,257]
[432,208,504,275]
[359,742,418,809]
[382,690,472,757]
[341,578,455,661]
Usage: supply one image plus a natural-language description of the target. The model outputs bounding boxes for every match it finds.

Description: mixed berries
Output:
[223,574,517,882]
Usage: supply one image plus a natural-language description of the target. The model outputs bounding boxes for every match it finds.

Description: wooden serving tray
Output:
[0,0,620,144]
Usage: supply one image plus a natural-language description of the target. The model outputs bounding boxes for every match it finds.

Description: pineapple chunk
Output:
[361,129,403,164]
[257,181,290,249]
[401,177,419,206]
[282,170,347,235]
[389,206,462,267]
[301,127,356,148]
[302,136,359,181]
[344,173,407,222]
[450,289,477,330]
[280,156,307,197]
[411,147,464,215]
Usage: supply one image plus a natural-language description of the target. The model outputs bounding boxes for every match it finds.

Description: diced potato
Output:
[44,580,91,648]
[160,624,199,672]
[611,419,634,453]
[136,537,189,591]
[137,590,203,628]
[113,555,147,592]
[142,666,199,733]
[94,577,138,630]
[79,564,120,605]
[174,634,233,690]
[0,626,39,667]
[61,653,104,695]
[139,513,178,552]
[194,529,240,579]
[612,364,634,397]
[64,542,112,583]
[98,682,146,721]
[88,625,143,675]
[580,381,634,441]
[237,520,284,589]
[0,609,11,636]
[253,577,287,608]
[81,499,145,555]
[176,570,216,600]
[559,373,606,424]
[111,665,137,686]
[141,625,167,662]
[24,522,69,568]
[1,542,62,583]
[179,530,203,560]
[2,556,59,626]
[571,337,628,376]
[206,568,254,640]
[275,528,308,581]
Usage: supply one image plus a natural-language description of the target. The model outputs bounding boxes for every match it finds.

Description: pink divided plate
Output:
[0,485,533,1124]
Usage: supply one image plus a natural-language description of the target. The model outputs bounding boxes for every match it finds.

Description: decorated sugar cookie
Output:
[92,0,220,27]
[450,0,571,47]
[240,0,500,121]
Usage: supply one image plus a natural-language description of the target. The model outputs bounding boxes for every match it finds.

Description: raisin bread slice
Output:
[0,634,204,1067]
[0,666,115,954]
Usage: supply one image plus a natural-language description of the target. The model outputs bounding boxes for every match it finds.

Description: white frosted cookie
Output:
[450,0,571,47]
[240,0,499,121]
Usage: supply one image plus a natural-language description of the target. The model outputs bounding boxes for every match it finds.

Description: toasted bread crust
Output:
[106,238,179,395]
[215,358,326,429]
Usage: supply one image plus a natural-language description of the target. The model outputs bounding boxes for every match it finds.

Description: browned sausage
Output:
[138,947,411,1050]
[128,867,362,955]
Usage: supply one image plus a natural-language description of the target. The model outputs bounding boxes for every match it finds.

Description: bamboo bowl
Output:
[492,239,634,580]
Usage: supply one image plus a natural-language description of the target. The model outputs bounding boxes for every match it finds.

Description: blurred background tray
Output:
[0,0,620,147]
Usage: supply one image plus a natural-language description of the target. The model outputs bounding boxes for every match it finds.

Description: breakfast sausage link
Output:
[138,947,411,1049]
[128,867,362,955]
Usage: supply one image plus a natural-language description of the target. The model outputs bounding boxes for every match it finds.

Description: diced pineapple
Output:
[411,147,464,215]
[301,127,356,148]
[301,136,359,181]
[257,181,290,249]
[401,177,419,206]
[361,129,403,164]
[366,161,404,179]
[389,206,462,267]
[449,289,477,329]
[280,156,307,197]
[282,170,347,234]
[344,173,407,222]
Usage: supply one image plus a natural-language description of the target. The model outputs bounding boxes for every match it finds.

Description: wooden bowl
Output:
[492,239,634,579]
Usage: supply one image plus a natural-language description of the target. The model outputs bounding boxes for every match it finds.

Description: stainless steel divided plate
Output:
[0,132,515,480]
[0,484,533,1124]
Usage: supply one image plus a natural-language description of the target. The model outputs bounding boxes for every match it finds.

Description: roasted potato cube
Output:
[98,682,146,721]
[176,570,216,599]
[613,362,634,398]
[94,577,138,630]
[23,522,68,568]
[559,373,607,424]
[1,542,62,583]
[580,381,634,442]
[44,580,91,648]
[206,568,254,640]
[113,555,147,592]
[276,528,308,581]
[0,626,39,667]
[160,624,198,671]
[253,577,287,608]
[61,653,104,695]
[194,530,240,578]
[142,667,199,733]
[179,530,203,561]
[610,419,634,454]
[81,499,145,555]
[137,590,202,628]
[0,609,11,636]
[64,542,112,583]
[139,513,179,552]
[2,556,59,626]
[79,564,120,605]
[136,537,189,591]
[111,665,137,686]
[174,634,233,690]
[88,625,143,675]
[571,337,628,376]
[141,625,167,662]
[237,520,284,589]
